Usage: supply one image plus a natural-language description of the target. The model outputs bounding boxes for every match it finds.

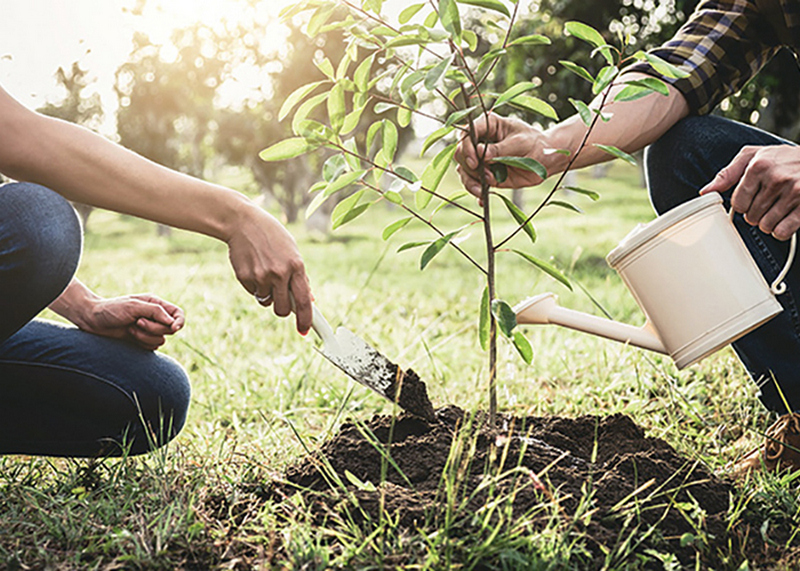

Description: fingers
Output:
[699,147,756,206]
[127,324,166,351]
[132,294,185,331]
[130,298,178,329]
[289,271,313,335]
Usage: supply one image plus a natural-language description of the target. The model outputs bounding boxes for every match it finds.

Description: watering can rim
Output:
[606,193,722,268]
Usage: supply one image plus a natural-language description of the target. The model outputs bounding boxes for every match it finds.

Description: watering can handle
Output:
[729,206,797,295]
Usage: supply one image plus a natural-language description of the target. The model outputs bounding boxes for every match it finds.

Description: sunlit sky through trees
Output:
[0,0,304,135]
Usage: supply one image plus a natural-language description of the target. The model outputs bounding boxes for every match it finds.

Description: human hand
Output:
[700,145,800,241]
[79,294,185,351]
[455,113,551,201]
[226,203,313,335]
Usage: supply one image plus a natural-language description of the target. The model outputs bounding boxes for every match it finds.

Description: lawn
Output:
[1,161,797,569]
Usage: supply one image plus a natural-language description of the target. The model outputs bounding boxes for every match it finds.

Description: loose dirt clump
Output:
[272,406,744,567]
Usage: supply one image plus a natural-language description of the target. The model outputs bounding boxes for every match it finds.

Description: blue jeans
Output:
[646,115,800,413]
[0,182,190,457]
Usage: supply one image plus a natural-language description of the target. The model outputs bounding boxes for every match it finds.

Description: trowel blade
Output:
[316,326,400,401]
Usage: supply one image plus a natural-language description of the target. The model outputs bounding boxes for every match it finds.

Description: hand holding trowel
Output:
[307,303,435,420]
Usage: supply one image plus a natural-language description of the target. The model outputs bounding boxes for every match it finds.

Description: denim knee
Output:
[130,354,192,454]
[0,182,82,301]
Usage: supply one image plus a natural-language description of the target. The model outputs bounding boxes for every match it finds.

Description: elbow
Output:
[0,103,49,180]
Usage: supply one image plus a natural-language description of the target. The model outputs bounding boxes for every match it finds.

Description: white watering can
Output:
[514,193,797,369]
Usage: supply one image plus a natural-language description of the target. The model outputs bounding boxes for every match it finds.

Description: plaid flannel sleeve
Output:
[626,0,783,115]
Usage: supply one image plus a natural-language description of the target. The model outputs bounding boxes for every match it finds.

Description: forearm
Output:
[0,86,251,241]
[541,72,690,175]
[48,278,99,329]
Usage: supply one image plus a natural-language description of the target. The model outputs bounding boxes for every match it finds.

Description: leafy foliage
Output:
[263,0,670,421]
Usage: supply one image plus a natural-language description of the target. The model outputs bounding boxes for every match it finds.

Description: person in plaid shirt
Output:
[457,0,800,476]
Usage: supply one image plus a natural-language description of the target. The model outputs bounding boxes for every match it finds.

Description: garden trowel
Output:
[308,304,435,420]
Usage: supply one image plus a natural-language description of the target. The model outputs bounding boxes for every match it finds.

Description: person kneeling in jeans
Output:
[0,83,314,457]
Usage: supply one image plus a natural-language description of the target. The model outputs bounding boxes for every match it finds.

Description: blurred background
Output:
[4,0,799,235]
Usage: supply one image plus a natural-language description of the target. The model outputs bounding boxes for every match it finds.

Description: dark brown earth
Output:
[270,406,767,568]
[386,367,436,421]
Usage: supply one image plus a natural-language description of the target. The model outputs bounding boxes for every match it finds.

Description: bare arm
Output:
[456,72,690,196]
[0,85,312,334]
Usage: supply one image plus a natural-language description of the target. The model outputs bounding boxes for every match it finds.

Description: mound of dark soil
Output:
[271,405,749,567]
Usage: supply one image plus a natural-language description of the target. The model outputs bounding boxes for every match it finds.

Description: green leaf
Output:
[492,156,547,180]
[421,126,455,156]
[394,165,419,184]
[462,29,478,51]
[438,0,461,41]
[367,121,383,154]
[508,95,558,121]
[643,52,690,79]
[614,84,658,103]
[592,65,618,95]
[307,3,335,37]
[399,3,425,23]
[622,76,669,96]
[562,186,600,201]
[307,170,366,218]
[382,216,413,240]
[513,331,533,364]
[508,34,551,47]
[479,286,490,351]
[455,0,510,17]
[480,48,507,68]
[425,54,454,91]
[331,190,370,230]
[279,81,326,122]
[341,102,367,135]
[354,55,374,92]
[323,154,346,182]
[569,98,592,126]
[424,9,438,27]
[292,92,328,134]
[491,299,517,337]
[498,194,536,244]
[564,21,605,48]
[324,170,365,197]
[559,60,594,83]
[420,143,457,206]
[328,82,346,133]
[397,106,412,127]
[491,163,508,184]
[383,190,403,204]
[594,144,637,166]
[548,199,583,213]
[511,250,572,290]
[397,240,430,253]
[345,469,376,491]
[420,231,457,270]
[382,120,399,163]
[259,138,312,162]
[494,81,538,109]
[445,105,479,127]
[315,57,335,79]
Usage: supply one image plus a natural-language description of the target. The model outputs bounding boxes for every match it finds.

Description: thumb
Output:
[700,152,751,195]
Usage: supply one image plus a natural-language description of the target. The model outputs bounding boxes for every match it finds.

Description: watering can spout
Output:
[513,293,668,355]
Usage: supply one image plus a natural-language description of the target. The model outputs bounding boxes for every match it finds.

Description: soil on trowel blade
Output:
[273,406,747,568]
[386,366,435,421]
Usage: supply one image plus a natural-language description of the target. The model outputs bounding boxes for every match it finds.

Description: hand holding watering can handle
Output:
[729,207,798,295]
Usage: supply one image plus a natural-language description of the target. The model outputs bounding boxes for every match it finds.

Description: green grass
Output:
[1,162,798,569]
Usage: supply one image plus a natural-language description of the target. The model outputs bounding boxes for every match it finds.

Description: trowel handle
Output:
[310,304,337,344]
[289,293,337,344]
